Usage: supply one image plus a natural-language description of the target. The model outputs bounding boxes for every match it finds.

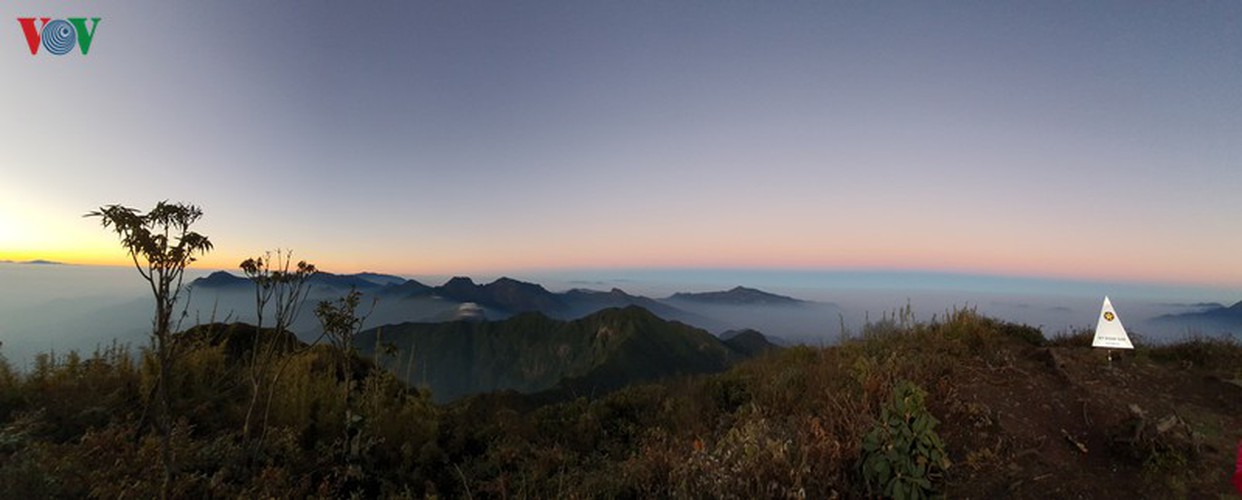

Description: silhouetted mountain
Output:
[356,306,760,402]
[436,276,480,299]
[719,329,752,341]
[355,272,408,286]
[192,271,251,288]
[191,271,393,291]
[563,287,695,318]
[1154,300,1242,334]
[0,259,63,265]
[381,279,435,298]
[307,272,387,290]
[434,277,567,314]
[182,272,824,342]
[667,286,803,305]
[1162,302,1227,309]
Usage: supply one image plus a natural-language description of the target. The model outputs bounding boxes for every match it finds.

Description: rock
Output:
[1155,415,1181,435]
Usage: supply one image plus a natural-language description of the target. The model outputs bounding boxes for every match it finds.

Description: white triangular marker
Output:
[1092,296,1133,349]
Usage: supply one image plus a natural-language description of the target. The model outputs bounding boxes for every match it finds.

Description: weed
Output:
[861,380,950,499]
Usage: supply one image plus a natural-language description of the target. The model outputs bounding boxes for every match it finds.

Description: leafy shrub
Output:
[861,380,950,499]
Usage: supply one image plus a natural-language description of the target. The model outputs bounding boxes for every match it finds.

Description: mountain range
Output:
[189,272,800,402]
[1152,301,1242,334]
[187,271,837,342]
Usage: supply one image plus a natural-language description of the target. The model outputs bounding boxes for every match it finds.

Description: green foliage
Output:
[317,289,369,365]
[86,203,212,275]
[861,380,950,499]
[316,289,374,456]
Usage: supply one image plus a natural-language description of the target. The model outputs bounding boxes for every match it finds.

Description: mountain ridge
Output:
[667,285,804,305]
[183,271,831,342]
[1153,300,1242,333]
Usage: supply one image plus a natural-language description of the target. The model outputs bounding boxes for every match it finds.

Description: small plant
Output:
[238,250,317,442]
[315,289,374,456]
[861,380,950,499]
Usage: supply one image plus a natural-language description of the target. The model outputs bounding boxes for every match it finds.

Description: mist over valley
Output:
[2,263,1236,370]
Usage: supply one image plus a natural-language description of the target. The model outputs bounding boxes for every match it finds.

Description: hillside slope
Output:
[2,310,1237,498]
[355,306,765,402]
[438,314,1242,498]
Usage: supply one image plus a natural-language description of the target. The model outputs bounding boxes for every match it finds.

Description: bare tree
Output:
[238,250,316,441]
[87,202,212,499]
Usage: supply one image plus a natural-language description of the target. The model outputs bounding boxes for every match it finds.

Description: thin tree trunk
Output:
[343,360,352,455]
[259,364,285,443]
[157,299,173,500]
[242,382,261,440]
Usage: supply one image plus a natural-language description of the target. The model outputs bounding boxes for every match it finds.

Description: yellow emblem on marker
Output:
[1103,311,1115,322]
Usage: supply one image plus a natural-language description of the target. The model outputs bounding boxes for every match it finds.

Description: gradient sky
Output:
[2,1,1241,286]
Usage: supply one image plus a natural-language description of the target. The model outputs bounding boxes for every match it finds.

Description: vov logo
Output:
[17,18,101,56]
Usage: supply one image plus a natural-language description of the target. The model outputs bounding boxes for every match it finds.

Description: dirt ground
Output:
[933,343,1242,498]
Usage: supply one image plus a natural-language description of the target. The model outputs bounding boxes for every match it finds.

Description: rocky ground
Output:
[937,340,1242,498]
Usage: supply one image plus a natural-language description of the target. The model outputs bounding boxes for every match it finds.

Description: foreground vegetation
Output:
[1,309,1239,498]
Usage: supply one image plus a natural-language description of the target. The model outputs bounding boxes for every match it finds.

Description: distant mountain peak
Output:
[386,279,433,297]
[719,328,762,341]
[1154,299,1242,328]
[192,271,249,287]
[563,287,632,296]
[192,270,399,290]
[667,286,803,305]
[354,272,407,286]
[1,259,65,265]
[605,304,661,319]
[442,276,477,290]
[432,276,565,313]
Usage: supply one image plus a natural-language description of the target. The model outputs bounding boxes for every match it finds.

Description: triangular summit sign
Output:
[1092,296,1134,349]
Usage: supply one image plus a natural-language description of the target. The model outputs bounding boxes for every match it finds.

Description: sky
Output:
[2,1,1241,287]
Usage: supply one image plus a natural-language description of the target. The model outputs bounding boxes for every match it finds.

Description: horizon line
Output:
[13,260,1239,293]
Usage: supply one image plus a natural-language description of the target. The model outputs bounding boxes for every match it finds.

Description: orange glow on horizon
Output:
[5,242,1240,290]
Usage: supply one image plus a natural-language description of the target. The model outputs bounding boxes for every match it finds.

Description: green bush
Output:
[861,380,950,499]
